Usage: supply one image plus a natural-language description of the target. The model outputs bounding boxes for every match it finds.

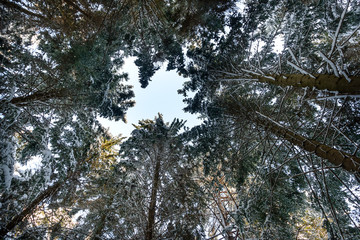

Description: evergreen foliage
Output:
[1,0,359,239]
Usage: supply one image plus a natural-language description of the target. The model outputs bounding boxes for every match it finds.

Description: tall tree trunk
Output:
[217,73,360,94]
[89,211,107,240]
[88,195,115,240]
[0,164,85,238]
[0,0,45,19]
[145,149,162,240]
[224,99,360,173]
[0,182,62,238]
[8,89,69,106]
[253,112,360,173]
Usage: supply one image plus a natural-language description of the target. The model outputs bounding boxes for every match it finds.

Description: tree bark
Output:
[0,0,45,19]
[0,182,62,238]
[89,211,107,240]
[224,99,360,173]
[145,149,162,240]
[88,194,115,240]
[0,164,84,238]
[8,89,69,106]
[253,111,360,173]
[218,73,360,94]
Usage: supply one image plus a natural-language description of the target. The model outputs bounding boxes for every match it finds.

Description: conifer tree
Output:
[179,1,360,238]
[116,115,206,239]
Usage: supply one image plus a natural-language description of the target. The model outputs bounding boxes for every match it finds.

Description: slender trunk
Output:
[212,192,234,240]
[253,111,360,173]
[89,212,107,240]
[0,182,62,238]
[224,99,360,173]
[9,89,69,106]
[88,195,115,240]
[218,73,360,94]
[258,74,360,94]
[145,151,162,240]
[0,164,84,238]
[0,0,45,19]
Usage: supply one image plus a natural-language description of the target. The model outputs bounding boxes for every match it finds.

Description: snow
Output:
[316,94,360,100]
[338,68,351,82]
[1,134,16,191]
[70,149,76,167]
[241,68,261,76]
[9,82,16,101]
[318,51,339,77]
[2,164,12,190]
[263,75,275,81]
[274,35,284,53]
[288,48,299,66]
[329,0,350,55]
[287,61,316,79]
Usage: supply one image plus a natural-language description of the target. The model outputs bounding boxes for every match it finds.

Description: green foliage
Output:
[117,115,206,239]
[1,0,360,239]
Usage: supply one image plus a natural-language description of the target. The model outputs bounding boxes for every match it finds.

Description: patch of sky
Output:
[99,57,202,137]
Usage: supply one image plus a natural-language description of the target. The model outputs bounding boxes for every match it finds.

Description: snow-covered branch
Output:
[329,0,350,55]
[316,94,360,100]
[318,51,339,77]
[286,61,316,79]
[288,48,300,66]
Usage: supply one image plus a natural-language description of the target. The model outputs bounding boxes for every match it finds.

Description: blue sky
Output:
[99,57,202,137]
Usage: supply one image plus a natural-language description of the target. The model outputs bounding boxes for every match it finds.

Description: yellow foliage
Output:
[87,135,124,171]
[295,209,328,240]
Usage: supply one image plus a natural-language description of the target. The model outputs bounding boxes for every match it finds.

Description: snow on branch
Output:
[286,61,316,79]
[287,48,300,66]
[329,0,350,55]
[263,75,275,80]
[240,68,275,80]
[340,25,360,47]
[337,67,352,82]
[241,68,261,76]
[318,51,339,77]
[316,95,360,100]
[215,78,259,82]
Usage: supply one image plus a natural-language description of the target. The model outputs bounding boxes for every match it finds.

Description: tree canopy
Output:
[1,0,359,239]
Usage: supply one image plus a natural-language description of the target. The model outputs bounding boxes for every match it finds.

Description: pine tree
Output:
[116,115,206,239]
[0,113,107,238]
[179,1,360,238]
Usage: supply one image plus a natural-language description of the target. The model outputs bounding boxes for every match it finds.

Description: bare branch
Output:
[329,0,351,56]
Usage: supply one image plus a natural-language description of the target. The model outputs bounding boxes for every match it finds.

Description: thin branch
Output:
[318,51,339,77]
[340,24,360,47]
[286,61,316,79]
[288,48,300,66]
[329,0,351,55]
[0,0,45,19]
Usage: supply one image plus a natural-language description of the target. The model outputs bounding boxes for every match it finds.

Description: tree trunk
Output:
[0,0,45,19]
[88,194,115,240]
[224,99,360,173]
[0,164,84,238]
[218,73,360,94]
[258,74,360,94]
[253,111,360,173]
[89,212,107,240]
[145,150,162,240]
[8,89,69,106]
[0,182,62,238]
